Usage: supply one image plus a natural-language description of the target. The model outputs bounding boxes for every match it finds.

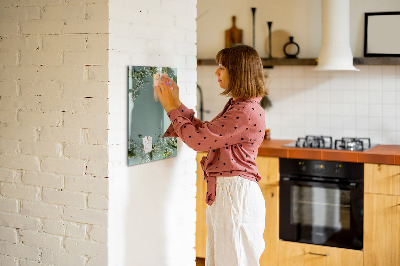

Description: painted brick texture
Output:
[108,0,198,265]
[0,1,109,265]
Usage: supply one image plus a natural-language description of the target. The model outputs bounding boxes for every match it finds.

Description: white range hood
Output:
[314,0,359,71]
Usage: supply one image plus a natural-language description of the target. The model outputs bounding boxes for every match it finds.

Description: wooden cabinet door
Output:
[364,193,400,266]
[196,152,208,258]
[259,185,279,266]
[278,241,363,266]
[365,164,400,196]
[256,156,279,186]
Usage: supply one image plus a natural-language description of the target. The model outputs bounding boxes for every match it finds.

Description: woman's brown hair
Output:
[215,45,267,99]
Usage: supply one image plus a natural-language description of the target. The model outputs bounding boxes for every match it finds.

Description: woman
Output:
[155,45,267,266]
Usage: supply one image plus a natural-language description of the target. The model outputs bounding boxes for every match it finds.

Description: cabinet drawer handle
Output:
[309,252,329,256]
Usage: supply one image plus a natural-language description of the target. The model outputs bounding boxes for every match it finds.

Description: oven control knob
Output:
[334,167,341,174]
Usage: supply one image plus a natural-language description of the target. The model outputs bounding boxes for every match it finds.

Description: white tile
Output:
[293,114,305,127]
[355,90,368,104]
[382,104,396,118]
[342,116,356,129]
[292,102,305,114]
[355,68,369,90]
[330,103,342,116]
[292,127,306,137]
[368,104,383,118]
[342,90,355,104]
[368,91,382,104]
[305,115,317,129]
[292,67,305,77]
[329,88,343,103]
[280,114,293,127]
[317,89,330,103]
[397,131,400,145]
[317,115,330,128]
[396,65,400,79]
[329,75,342,90]
[342,128,356,137]
[279,66,293,77]
[342,103,355,116]
[355,104,369,117]
[382,66,396,77]
[382,91,396,104]
[368,75,383,91]
[317,102,330,115]
[383,117,397,131]
[355,117,369,130]
[355,129,369,139]
[330,116,342,128]
[382,131,397,144]
[369,117,383,130]
[293,92,305,103]
[317,77,330,90]
[305,77,318,88]
[304,88,318,103]
[317,127,331,136]
[369,130,383,144]
[330,128,343,138]
[382,77,396,91]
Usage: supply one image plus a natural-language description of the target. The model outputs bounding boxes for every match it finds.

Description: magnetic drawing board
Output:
[128,66,178,166]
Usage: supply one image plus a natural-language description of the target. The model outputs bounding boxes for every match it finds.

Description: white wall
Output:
[0,1,109,265]
[108,0,198,265]
[198,0,400,58]
[197,0,400,145]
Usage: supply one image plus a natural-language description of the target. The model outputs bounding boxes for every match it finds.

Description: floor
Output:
[196,257,205,266]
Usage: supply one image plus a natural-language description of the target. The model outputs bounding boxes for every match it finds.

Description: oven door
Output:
[279,177,363,250]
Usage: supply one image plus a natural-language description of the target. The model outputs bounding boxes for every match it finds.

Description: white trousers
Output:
[205,176,266,266]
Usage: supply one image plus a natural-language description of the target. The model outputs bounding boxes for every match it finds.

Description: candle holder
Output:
[267,21,273,59]
[251,8,256,48]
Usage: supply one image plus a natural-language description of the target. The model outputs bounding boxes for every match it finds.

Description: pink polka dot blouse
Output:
[163,97,266,206]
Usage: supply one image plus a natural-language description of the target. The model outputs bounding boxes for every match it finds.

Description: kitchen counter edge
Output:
[257,139,400,165]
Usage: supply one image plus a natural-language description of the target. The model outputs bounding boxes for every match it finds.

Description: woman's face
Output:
[215,64,229,89]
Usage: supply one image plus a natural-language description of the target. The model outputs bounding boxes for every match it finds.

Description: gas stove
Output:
[284,135,374,151]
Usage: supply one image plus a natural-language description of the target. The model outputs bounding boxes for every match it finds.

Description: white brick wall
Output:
[0,1,109,265]
[108,0,198,265]
[1,0,198,265]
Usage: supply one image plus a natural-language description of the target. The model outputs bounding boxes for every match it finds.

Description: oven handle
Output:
[281,177,358,188]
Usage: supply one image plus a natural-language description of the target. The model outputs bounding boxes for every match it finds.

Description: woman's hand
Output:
[155,78,177,113]
[162,76,181,109]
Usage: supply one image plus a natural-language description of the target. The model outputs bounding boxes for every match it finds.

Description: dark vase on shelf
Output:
[283,36,300,58]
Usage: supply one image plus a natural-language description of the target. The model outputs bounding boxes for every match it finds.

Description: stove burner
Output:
[295,135,333,149]
[290,136,372,151]
[334,137,371,151]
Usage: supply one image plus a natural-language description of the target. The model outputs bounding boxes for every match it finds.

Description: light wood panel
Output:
[365,163,400,196]
[278,241,363,266]
[256,156,279,186]
[259,185,279,266]
[196,152,208,258]
[364,193,400,266]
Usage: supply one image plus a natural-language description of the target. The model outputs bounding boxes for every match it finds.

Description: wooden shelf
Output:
[197,57,400,68]
[353,57,400,65]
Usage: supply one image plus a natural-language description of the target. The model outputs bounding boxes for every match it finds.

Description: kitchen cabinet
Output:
[278,241,363,266]
[364,163,400,196]
[364,163,400,266]
[196,151,208,258]
[195,154,280,265]
[259,184,279,266]
[256,156,280,266]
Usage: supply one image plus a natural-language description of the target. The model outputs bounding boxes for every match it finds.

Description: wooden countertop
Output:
[258,139,400,165]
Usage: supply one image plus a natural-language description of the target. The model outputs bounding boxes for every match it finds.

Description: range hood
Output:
[314,0,359,71]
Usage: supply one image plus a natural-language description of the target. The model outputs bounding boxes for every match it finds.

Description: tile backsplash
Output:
[197,65,400,145]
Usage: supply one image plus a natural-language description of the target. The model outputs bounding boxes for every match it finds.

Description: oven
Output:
[279,158,364,250]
